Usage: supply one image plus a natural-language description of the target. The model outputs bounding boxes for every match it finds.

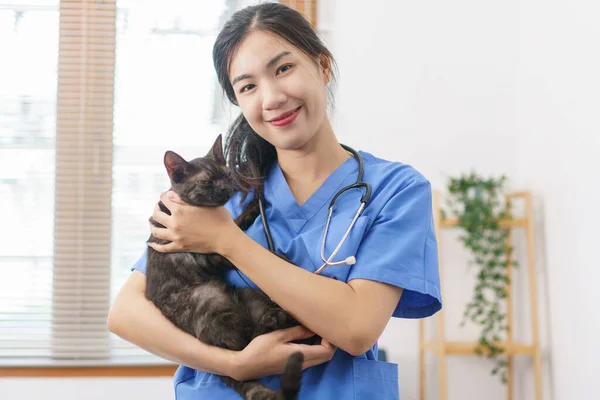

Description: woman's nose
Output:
[262,83,287,111]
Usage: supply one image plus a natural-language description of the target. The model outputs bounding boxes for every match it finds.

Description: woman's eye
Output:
[240,84,255,93]
[277,64,293,75]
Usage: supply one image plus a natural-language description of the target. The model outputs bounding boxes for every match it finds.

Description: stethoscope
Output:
[258,144,372,275]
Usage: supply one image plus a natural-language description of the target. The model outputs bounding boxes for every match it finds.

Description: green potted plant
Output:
[441,171,518,384]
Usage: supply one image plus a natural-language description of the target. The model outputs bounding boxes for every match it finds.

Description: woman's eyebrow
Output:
[232,73,251,87]
[231,51,292,86]
[265,50,292,69]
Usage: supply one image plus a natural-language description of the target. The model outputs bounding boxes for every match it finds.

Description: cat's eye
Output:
[197,180,211,185]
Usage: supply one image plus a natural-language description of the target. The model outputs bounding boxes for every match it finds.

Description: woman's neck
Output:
[276,119,351,205]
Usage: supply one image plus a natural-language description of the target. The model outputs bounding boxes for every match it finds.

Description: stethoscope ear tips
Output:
[345,256,357,265]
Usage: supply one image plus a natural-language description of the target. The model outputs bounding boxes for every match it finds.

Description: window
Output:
[109,0,234,363]
[0,0,317,368]
[0,0,235,367]
[0,0,58,365]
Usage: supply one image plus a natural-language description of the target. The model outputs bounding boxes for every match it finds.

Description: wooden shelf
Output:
[423,340,535,356]
[440,218,527,229]
[420,190,542,400]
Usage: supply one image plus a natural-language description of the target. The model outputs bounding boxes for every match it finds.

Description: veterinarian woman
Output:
[108,3,442,399]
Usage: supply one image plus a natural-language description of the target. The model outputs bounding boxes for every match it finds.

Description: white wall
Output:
[515,1,600,399]
[329,0,521,180]
[2,1,598,399]
[0,378,174,400]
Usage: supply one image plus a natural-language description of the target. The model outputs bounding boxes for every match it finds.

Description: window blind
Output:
[0,0,317,368]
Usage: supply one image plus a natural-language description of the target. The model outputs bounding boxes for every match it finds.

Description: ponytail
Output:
[224,114,277,204]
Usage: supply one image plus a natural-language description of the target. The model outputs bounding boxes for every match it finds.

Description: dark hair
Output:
[212,2,337,203]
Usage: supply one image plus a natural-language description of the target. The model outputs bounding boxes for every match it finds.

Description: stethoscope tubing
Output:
[257,144,370,275]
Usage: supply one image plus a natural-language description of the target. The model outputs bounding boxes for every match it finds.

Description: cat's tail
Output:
[276,352,304,400]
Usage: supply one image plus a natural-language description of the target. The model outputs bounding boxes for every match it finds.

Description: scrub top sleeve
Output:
[131,249,148,275]
[347,179,442,319]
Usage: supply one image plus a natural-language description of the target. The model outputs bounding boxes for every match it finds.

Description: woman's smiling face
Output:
[229,30,330,151]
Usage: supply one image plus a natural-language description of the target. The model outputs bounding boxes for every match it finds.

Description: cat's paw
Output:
[255,308,289,335]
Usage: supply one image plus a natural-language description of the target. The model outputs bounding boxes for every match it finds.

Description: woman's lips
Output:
[269,106,301,127]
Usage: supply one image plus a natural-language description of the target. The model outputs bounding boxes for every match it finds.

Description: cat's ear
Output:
[208,134,226,165]
[164,151,189,183]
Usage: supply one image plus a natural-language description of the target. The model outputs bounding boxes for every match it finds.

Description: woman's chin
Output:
[270,132,315,152]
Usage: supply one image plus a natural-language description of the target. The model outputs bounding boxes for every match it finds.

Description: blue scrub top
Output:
[131,150,442,399]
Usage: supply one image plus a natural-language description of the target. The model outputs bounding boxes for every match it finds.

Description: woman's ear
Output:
[319,53,332,84]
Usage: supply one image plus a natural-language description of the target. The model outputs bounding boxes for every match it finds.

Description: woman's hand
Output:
[148,191,237,254]
[230,325,336,381]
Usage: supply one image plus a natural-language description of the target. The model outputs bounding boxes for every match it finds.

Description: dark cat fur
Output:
[145,135,307,400]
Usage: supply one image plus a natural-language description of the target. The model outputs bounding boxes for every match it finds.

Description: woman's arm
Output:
[107,270,235,375]
[220,229,403,356]
[149,192,403,356]
[108,270,335,379]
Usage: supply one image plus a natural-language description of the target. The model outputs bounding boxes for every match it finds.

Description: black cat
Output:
[145,134,305,400]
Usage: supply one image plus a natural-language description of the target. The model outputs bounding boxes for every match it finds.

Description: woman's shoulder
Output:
[360,151,431,196]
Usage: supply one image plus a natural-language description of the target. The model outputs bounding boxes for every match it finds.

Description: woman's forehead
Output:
[229,31,300,75]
